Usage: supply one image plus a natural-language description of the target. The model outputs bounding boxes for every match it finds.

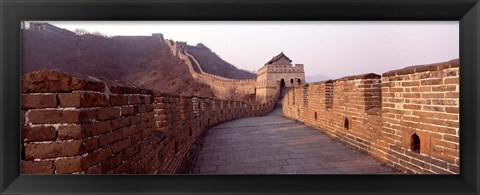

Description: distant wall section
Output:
[165,40,257,100]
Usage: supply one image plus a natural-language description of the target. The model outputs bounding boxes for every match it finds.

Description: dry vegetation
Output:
[21,29,218,97]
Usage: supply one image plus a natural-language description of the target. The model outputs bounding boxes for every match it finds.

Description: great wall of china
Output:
[165,39,257,100]
[20,71,279,174]
[282,59,459,174]
[19,30,459,174]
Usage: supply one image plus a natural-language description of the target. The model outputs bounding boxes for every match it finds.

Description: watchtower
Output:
[255,52,305,103]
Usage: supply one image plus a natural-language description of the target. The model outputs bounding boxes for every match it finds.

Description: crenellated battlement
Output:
[282,59,459,174]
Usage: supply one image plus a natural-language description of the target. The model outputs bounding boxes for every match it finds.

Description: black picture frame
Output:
[1,0,479,194]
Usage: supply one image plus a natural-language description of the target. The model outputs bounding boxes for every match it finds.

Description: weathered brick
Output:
[113,138,131,153]
[432,113,458,121]
[83,121,112,136]
[443,135,459,143]
[401,81,420,86]
[21,94,58,109]
[403,93,421,98]
[101,152,124,171]
[86,166,102,174]
[121,106,135,116]
[113,160,132,174]
[21,161,54,174]
[138,105,147,113]
[21,71,105,93]
[141,95,152,104]
[22,126,56,142]
[98,107,120,120]
[411,87,431,92]
[130,115,143,125]
[445,92,459,98]
[25,140,83,159]
[123,125,141,138]
[421,78,443,86]
[55,157,82,173]
[82,147,112,169]
[448,164,459,173]
[28,109,97,124]
[422,105,444,112]
[83,137,99,153]
[99,130,123,147]
[432,85,456,92]
[432,100,457,106]
[445,107,459,114]
[110,95,129,106]
[111,113,130,126]
[58,125,83,140]
[444,77,458,84]
[431,139,458,150]
[421,93,444,99]
[129,95,141,104]
[403,104,421,110]
[58,92,109,107]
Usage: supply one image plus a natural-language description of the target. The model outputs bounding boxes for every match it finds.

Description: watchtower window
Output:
[411,133,421,153]
[344,118,349,130]
[314,112,318,120]
[298,79,301,84]
[290,79,294,84]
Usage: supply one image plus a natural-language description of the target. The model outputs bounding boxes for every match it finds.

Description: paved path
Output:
[192,102,400,174]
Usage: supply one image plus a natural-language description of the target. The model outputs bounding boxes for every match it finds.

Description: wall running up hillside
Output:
[21,71,279,174]
[282,59,459,174]
[165,40,257,100]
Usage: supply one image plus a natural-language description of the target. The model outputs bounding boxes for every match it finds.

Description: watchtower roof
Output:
[266,52,292,64]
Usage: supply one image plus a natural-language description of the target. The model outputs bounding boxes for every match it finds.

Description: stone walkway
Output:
[192,103,400,174]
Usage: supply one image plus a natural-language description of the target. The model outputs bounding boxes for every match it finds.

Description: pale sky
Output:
[45,21,459,79]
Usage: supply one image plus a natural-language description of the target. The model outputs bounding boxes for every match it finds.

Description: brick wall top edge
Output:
[22,70,263,105]
[22,70,106,93]
[22,70,156,94]
[382,58,459,77]
[336,73,381,81]
[308,79,334,85]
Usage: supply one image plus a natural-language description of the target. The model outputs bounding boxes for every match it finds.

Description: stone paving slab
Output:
[192,105,401,174]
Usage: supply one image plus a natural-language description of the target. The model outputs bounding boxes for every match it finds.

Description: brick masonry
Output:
[21,70,279,174]
[282,59,459,174]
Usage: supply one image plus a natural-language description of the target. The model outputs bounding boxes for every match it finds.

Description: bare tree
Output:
[74,28,88,35]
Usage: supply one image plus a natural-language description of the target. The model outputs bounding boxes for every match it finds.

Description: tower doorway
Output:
[280,78,286,88]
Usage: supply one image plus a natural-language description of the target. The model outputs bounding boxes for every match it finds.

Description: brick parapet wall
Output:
[282,59,459,174]
[381,59,459,174]
[21,70,279,174]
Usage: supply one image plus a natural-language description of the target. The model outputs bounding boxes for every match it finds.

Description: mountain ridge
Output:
[21,23,256,99]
